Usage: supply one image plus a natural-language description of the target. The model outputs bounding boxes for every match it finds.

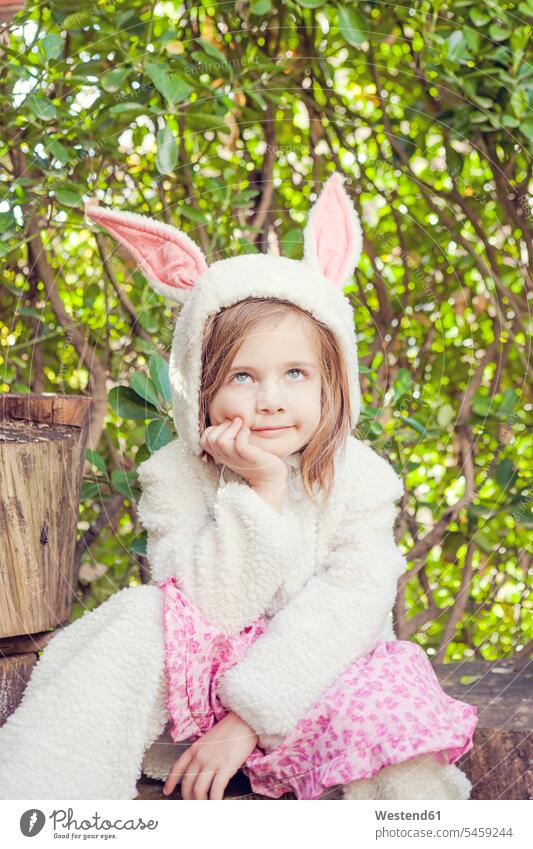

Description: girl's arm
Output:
[216,486,406,751]
[137,439,297,634]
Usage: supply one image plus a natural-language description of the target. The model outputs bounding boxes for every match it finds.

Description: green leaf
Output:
[463,30,480,53]
[503,115,520,128]
[86,449,108,477]
[510,87,528,118]
[46,140,70,164]
[469,9,490,25]
[108,102,146,117]
[135,443,151,466]
[131,533,147,556]
[495,459,517,490]
[80,481,102,500]
[403,417,428,436]
[337,6,368,47]
[25,94,58,122]
[488,23,511,41]
[472,394,493,417]
[54,187,82,207]
[0,211,16,234]
[130,372,161,407]
[520,117,533,140]
[17,306,43,319]
[145,418,174,453]
[392,368,413,402]
[195,39,230,66]
[100,68,131,93]
[83,283,101,308]
[296,0,328,7]
[250,0,273,12]
[135,311,158,333]
[475,529,494,554]
[179,204,210,224]
[42,33,64,61]
[185,111,225,131]
[437,403,455,428]
[447,31,470,61]
[111,469,138,498]
[459,674,483,685]
[498,388,518,416]
[108,386,160,420]
[282,227,303,258]
[149,353,172,403]
[156,125,178,175]
[145,61,193,105]
[63,12,87,28]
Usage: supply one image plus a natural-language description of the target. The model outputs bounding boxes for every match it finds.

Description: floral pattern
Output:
[161,576,478,800]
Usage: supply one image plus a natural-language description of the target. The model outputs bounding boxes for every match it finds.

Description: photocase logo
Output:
[20,809,46,837]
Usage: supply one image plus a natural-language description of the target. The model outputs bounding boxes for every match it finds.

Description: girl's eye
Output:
[231,368,306,384]
[287,368,305,379]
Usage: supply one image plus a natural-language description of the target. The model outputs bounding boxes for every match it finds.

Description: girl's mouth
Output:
[252,426,293,433]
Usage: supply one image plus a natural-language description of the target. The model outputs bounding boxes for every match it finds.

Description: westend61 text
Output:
[375,809,441,820]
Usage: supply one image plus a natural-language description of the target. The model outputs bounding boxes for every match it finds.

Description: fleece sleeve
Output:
[137,447,298,635]
[216,496,407,750]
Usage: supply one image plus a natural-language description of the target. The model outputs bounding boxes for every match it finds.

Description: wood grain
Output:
[0,394,91,637]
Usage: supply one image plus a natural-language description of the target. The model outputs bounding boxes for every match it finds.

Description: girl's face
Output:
[207,311,322,458]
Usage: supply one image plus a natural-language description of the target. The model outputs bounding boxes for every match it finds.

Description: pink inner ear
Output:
[310,175,355,286]
[87,208,207,290]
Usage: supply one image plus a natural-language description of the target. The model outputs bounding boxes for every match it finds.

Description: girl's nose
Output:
[256,381,285,413]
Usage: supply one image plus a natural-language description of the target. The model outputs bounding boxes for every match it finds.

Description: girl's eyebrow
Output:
[228,361,317,372]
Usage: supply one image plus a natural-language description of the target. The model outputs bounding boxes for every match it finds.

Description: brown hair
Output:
[198,297,352,508]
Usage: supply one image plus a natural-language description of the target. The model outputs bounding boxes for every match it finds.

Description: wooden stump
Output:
[0,393,92,731]
[0,393,91,637]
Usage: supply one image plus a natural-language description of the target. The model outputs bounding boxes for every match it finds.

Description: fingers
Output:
[201,417,239,446]
[180,759,217,800]
[215,417,243,453]
[184,767,215,801]
[163,749,192,797]
[209,772,229,801]
[201,417,243,461]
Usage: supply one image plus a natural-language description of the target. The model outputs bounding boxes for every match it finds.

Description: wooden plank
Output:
[0,653,37,727]
[458,729,532,801]
[0,629,61,656]
[433,659,532,800]
[433,657,531,730]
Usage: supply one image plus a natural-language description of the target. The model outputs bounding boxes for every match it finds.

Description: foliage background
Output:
[0,0,531,666]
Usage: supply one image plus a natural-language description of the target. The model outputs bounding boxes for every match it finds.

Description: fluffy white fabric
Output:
[0,586,168,799]
[342,755,473,800]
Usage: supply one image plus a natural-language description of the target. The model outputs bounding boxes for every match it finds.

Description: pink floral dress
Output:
[160,576,477,800]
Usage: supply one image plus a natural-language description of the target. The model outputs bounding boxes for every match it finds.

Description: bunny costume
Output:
[0,174,476,800]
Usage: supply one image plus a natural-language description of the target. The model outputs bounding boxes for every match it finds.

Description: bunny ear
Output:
[85,200,208,304]
[303,172,362,287]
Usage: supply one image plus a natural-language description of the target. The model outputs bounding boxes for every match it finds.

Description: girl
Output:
[0,173,477,801]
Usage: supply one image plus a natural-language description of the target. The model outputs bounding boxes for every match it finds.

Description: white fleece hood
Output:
[86,172,363,456]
